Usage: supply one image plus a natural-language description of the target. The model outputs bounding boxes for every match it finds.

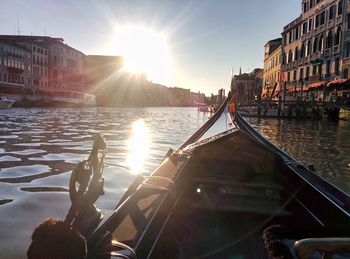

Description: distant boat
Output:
[0,96,15,108]
[196,102,214,113]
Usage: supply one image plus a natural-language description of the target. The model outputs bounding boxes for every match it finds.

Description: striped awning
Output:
[327,79,347,87]
[308,81,326,89]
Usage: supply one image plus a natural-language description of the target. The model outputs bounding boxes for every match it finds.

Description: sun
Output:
[113,25,172,86]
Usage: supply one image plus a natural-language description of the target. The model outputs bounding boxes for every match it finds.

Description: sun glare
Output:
[127,119,150,174]
[113,26,172,86]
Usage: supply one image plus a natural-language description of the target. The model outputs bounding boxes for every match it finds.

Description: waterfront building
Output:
[231,68,263,104]
[0,35,85,95]
[281,16,304,95]
[47,38,85,93]
[0,40,31,95]
[281,0,350,101]
[262,38,282,99]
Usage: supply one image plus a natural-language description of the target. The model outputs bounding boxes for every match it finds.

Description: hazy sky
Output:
[1,0,300,95]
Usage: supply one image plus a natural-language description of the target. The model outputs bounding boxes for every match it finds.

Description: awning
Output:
[327,79,346,87]
[287,85,296,92]
[273,90,280,97]
[308,81,326,89]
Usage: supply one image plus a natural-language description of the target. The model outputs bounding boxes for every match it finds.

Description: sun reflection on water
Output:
[127,119,150,174]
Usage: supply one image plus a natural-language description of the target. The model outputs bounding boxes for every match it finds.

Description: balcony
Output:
[304,56,310,63]
[309,74,321,83]
[7,67,24,73]
[322,49,331,58]
[327,21,334,29]
[336,15,342,25]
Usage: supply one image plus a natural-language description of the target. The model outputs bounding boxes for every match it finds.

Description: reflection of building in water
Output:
[263,38,282,99]
[230,68,263,104]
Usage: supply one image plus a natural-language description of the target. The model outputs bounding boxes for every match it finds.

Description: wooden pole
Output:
[277,95,282,118]
[264,82,278,117]
[282,81,287,117]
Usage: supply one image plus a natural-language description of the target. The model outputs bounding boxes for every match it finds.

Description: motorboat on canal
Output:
[51,93,350,259]
[0,96,15,108]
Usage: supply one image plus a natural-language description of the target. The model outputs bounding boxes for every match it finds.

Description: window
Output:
[346,42,350,57]
[320,11,325,25]
[309,18,313,31]
[302,22,308,34]
[312,65,317,75]
[300,68,304,80]
[315,14,320,28]
[335,26,341,45]
[306,66,310,80]
[307,40,312,56]
[313,37,318,53]
[301,43,305,57]
[335,58,340,74]
[338,1,343,16]
[329,5,335,20]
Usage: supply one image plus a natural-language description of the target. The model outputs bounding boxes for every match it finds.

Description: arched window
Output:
[288,50,293,63]
[335,26,342,46]
[326,31,333,49]
[295,47,299,60]
[307,40,312,56]
[301,43,305,58]
[313,36,318,53]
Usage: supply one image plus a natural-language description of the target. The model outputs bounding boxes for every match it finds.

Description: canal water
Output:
[0,107,350,257]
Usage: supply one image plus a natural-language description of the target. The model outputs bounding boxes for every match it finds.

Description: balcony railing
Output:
[309,74,321,83]
[336,15,342,25]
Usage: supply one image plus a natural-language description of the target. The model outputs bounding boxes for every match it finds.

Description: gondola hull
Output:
[87,99,350,259]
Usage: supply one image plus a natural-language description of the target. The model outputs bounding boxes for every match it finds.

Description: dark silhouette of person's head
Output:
[27,218,87,259]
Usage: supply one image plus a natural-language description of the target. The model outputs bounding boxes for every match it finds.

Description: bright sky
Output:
[1,0,300,95]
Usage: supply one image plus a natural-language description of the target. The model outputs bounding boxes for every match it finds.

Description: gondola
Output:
[58,94,350,259]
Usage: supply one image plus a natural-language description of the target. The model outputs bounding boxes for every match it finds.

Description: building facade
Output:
[231,68,263,104]
[282,0,350,100]
[263,38,282,98]
[0,35,85,95]
[48,39,85,93]
[0,40,31,95]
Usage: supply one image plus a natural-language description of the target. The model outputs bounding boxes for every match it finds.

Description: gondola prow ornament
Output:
[65,134,108,236]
